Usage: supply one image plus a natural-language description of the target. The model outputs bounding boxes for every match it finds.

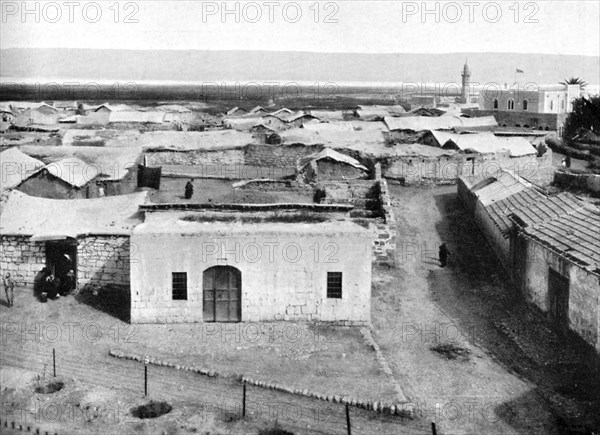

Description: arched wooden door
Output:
[203,266,241,322]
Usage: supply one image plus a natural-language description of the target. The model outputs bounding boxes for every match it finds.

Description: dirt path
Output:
[372,184,600,435]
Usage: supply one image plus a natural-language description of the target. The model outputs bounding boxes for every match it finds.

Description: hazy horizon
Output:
[2,48,598,86]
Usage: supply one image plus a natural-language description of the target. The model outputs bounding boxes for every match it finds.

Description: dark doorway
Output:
[203,266,241,322]
[548,268,570,330]
[511,231,527,291]
[45,239,77,293]
[466,157,475,175]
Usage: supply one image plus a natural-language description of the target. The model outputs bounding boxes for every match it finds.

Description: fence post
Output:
[345,403,351,435]
[431,422,437,435]
[143,356,150,396]
[242,383,246,418]
[52,348,56,377]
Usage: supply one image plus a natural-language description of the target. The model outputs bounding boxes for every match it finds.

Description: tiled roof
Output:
[471,171,531,206]
[487,191,582,237]
[486,189,544,236]
[523,206,600,271]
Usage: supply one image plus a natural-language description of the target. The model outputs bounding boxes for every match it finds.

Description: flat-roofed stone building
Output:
[130,205,372,324]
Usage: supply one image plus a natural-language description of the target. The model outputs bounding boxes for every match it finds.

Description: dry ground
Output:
[0,289,408,434]
[372,184,600,434]
[2,183,599,434]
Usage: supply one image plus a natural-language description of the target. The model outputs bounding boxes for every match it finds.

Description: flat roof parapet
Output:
[140,203,355,212]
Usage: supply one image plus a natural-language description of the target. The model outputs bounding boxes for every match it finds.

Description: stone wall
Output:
[130,226,372,324]
[0,235,131,290]
[245,144,322,168]
[145,148,245,166]
[462,108,567,132]
[0,236,46,288]
[320,180,378,210]
[382,152,554,186]
[372,179,396,263]
[521,236,600,353]
[314,160,365,181]
[77,236,131,288]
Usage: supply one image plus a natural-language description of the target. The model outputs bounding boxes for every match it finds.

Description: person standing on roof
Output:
[185,178,194,200]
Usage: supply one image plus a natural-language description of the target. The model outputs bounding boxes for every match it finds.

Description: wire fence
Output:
[1,344,432,435]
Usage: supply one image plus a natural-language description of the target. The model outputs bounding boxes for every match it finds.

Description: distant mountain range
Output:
[1,48,598,86]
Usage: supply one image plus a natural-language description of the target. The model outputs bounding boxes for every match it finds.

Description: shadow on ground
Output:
[75,285,131,322]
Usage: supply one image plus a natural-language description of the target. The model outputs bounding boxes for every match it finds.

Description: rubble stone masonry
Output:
[373,179,396,263]
[0,236,46,288]
[77,236,130,288]
[0,235,130,290]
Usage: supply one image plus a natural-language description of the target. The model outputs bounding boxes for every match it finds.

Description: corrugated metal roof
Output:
[487,189,543,236]
[510,193,584,228]
[523,206,600,270]
[472,171,531,206]
[485,190,580,237]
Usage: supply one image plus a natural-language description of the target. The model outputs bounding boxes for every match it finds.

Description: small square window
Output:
[327,272,342,299]
[172,272,187,300]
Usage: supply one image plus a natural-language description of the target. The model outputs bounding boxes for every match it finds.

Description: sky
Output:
[0,0,599,56]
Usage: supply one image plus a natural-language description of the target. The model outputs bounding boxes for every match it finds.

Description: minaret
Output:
[461,59,471,103]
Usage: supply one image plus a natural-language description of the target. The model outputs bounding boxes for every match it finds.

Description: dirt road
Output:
[372,184,600,434]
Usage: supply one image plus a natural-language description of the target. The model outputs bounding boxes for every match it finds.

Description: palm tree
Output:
[560,77,588,89]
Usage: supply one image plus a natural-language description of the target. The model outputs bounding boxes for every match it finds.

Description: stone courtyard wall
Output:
[0,236,46,288]
[0,235,130,290]
[382,152,554,186]
[77,235,131,288]
[145,148,245,166]
[372,179,396,263]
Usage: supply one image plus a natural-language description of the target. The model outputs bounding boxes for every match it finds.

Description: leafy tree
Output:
[563,96,600,142]
[560,77,588,89]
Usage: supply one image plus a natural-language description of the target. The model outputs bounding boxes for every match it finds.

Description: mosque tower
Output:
[460,59,471,103]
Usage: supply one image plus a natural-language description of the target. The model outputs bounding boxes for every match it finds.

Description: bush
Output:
[131,401,172,419]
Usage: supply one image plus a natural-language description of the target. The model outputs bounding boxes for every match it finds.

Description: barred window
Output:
[327,272,342,299]
[172,272,187,300]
